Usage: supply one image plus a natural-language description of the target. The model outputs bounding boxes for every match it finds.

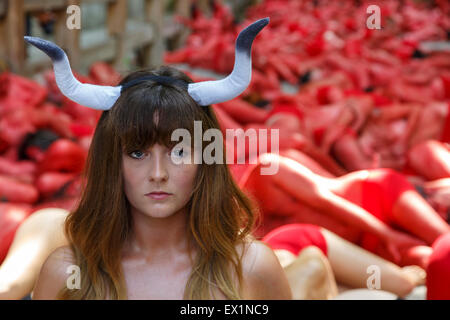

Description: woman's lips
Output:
[145,192,172,200]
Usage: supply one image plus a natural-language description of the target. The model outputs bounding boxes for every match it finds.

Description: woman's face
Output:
[122,143,198,219]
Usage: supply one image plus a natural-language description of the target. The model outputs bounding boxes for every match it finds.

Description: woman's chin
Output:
[142,204,180,219]
[143,208,175,219]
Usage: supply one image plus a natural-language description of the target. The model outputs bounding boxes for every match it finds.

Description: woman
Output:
[0,210,425,300]
[232,149,450,268]
[262,223,426,299]
[0,208,68,299]
[19,18,292,300]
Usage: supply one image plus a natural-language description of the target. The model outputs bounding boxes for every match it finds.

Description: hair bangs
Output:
[111,83,205,154]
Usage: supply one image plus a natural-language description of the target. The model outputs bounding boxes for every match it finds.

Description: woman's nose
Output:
[148,153,169,182]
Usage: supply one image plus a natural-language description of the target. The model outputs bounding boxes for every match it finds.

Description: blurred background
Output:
[0,0,450,299]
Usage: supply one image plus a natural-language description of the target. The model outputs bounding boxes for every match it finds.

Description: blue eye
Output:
[171,146,191,159]
[172,148,184,158]
[130,150,146,159]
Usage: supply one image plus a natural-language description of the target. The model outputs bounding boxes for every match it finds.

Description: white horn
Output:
[24,36,121,110]
[187,17,270,106]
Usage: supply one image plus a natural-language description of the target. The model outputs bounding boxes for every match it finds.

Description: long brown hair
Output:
[58,66,259,299]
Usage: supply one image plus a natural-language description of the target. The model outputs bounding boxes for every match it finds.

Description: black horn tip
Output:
[24,36,64,61]
[236,17,270,55]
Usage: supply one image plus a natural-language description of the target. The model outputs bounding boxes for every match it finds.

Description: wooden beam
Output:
[0,0,7,18]
[7,0,25,74]
[52,0,80,70]
[107,0,126,70]
[0,0,7,71]
[64,0,80,71]
[107,0,126,35]
[141,0,165,68]
[196,0,211,17]
[169,0,190,50]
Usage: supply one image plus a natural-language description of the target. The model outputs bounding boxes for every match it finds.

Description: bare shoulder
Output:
[32,245,76,300]
[237,240,292,300]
